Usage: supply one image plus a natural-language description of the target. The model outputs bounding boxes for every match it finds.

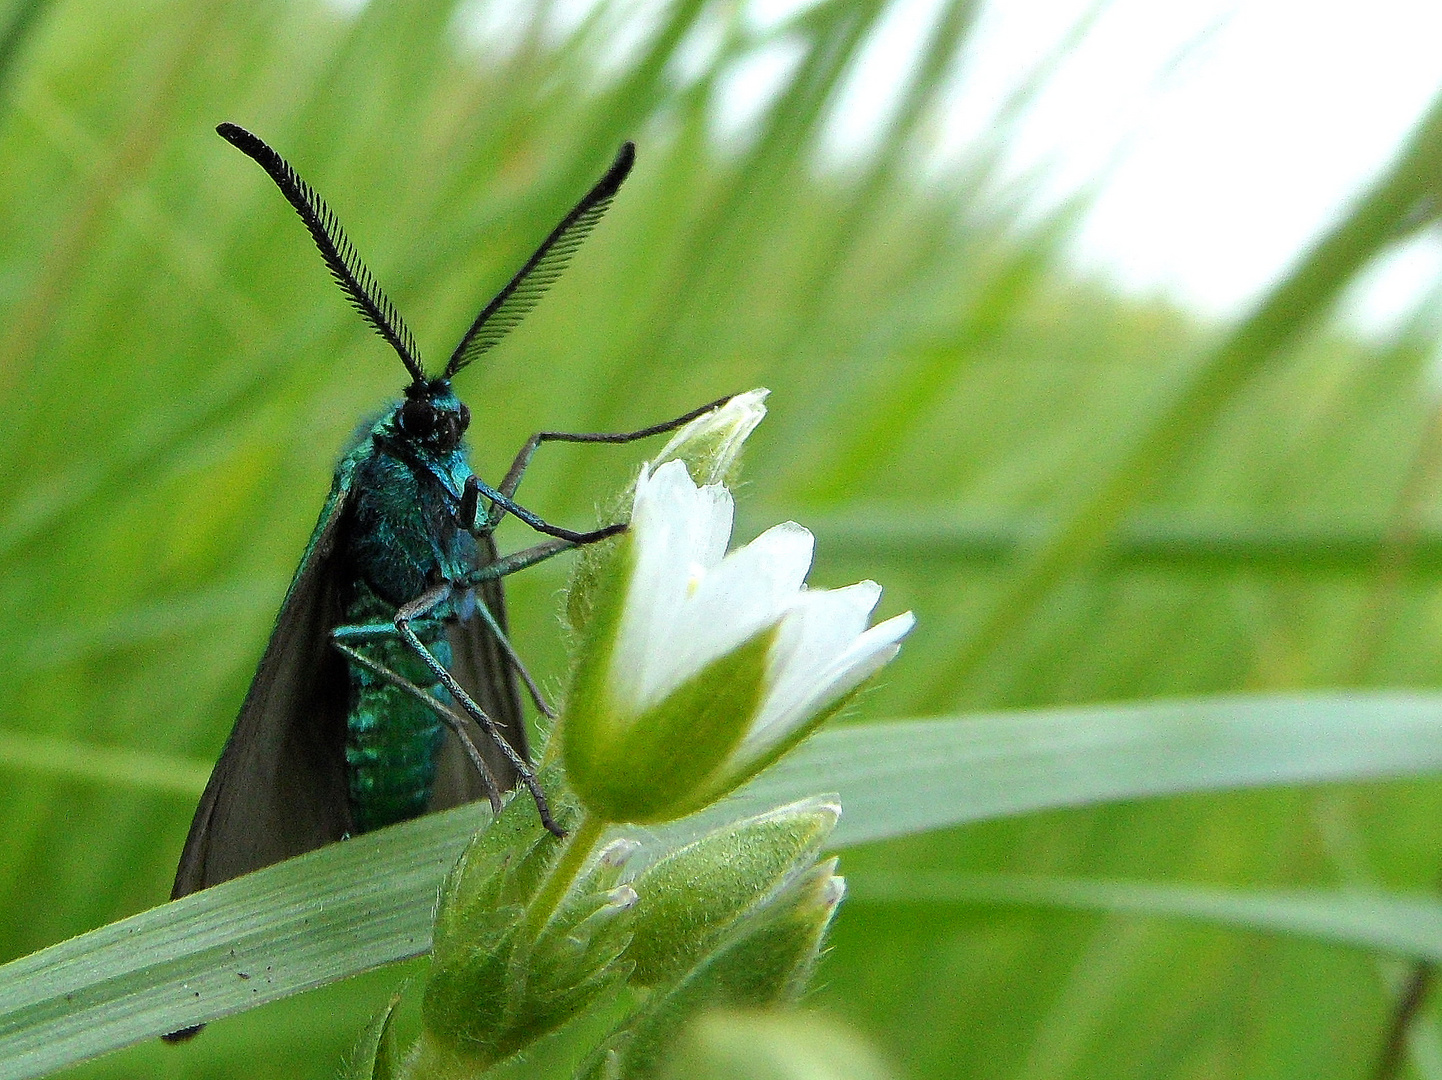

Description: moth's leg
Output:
[330,638,503,812]
[461,535,577,587]
[467,591,556,719]
[394,583,563,837]
[461,475,626,545]
[495,394,734,503]
[454,536,577,719]
[461,395,732,536]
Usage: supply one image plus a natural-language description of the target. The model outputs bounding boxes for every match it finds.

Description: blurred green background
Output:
[4,0,1442,1075]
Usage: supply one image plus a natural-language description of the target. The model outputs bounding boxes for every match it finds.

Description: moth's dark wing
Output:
[172,492,354,899]
[430,532,528,810]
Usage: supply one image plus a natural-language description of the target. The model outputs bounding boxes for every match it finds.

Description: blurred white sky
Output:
[451,0,1442,331]
[815,0,1442,332]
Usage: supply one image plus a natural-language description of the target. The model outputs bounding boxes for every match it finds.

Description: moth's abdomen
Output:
[343,583,449,832]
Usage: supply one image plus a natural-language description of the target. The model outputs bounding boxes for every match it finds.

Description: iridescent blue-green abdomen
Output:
[343,580,450,831]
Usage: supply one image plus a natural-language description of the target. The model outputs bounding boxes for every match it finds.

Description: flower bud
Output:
[576,855,848,1080]
[651,388,769,487]
[657,1008,896,1080]
[624,798,841,987]
[430,765,578,968]
[418,770,634,1071]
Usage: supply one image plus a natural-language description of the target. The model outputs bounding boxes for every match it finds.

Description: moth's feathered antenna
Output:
[217,123,427,386]
[444,142,635,379]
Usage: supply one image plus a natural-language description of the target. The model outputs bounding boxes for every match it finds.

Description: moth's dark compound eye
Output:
[400,398,437,440]
[401,397,468,451]
[434,410,464,452]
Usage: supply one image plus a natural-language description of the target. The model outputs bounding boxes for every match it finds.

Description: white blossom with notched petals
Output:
[563,458,914,823]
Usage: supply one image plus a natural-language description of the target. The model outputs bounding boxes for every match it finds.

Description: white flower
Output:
[617,460,912,742]
[562,459,914,824]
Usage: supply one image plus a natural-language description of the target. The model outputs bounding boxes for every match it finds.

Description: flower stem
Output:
[524,813,605,936]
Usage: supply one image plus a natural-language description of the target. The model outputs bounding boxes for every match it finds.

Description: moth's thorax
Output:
[344,431,480,609]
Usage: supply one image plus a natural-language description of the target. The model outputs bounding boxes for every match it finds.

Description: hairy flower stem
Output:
[525,814,606,938]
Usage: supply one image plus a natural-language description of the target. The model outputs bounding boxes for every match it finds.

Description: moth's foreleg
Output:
[461,536,576,585]
[492,395,733,503]
[329,636,503,812]
[394,585,564,838]
[463,396,735,535]
[462,475,626,545]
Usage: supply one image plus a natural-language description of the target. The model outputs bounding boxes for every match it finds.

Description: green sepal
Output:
[561,465,638,643]
[344,987,406,1080]
[507,854,641,1054]
[691,686,866,811]
[575,858,846,1080]
[559,529,636,751]
[419,925,519,1069]
[420,782,639,1070]
[624,798,840,987]
[419,880,635,1070]
[422,765,582,1067]
[564,528,625,645]
[430,764,580,967]
[564,627,774,824]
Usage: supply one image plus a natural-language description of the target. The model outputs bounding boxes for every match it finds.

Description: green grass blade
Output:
[0,732,208,795]
[931,87,1442,705]
[0,0,49,93]
[719,690,1442,848]
[0,804,487,1080]
[5,689,1442,1076]
[847,872,1442,961]
[801,511,1442,576]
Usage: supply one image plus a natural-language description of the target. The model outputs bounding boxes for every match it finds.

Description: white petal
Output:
[750,582,879,733]
[771,581,882,697]
[599,454,913,765]
[696,483,732,570]
[612,461,735,708]
[742,606,915,759]
[638,521,815,709]
[686,523,812,636]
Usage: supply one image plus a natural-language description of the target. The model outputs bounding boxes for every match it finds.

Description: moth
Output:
[172,125,724,902]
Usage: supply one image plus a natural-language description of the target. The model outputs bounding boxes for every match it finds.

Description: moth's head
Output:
[396,379,470,453]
